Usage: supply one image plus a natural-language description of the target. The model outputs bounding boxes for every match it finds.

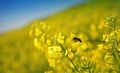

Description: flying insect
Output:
[73,37,82,43]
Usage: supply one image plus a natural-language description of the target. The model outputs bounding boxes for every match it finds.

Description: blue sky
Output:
[0,0,85,33]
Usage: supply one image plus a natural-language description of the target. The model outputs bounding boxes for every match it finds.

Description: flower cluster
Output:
[30,15,120,73]
[97,15,120,72]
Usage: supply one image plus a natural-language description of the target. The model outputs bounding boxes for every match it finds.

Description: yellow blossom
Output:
[40,34,45,43]
[35,28,42,36]
[57,32,64,44]
[48,46,62,59]
[34,38,40,49]
[102,34,109,42]
[97,44,104,51]
[48,59,55,68]
[65,48,74,59]
[46,39,51,46]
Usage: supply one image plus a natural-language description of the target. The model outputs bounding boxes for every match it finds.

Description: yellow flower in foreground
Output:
[48,46,62,59]
[57,32,64,44]
[47,46,62,68]
[102,34,109,42]
[65,48,74,59]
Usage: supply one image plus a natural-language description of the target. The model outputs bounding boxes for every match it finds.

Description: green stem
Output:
[112,52,120,73]
[66,55,80,73]
[59,43,80,73]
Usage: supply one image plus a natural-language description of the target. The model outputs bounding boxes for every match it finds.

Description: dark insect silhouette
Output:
[73,37,82,43]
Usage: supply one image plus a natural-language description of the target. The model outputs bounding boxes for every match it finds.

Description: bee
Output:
[73,37,82,43]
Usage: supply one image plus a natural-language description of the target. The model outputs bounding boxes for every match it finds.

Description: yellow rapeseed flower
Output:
[46,39,51,46]
[48,46,62,59]
[97,44,104,51]
[48,59,55,68]
[57,32,64,44]
[102,34,109,42]
[34,38,40,49]
[40,34,45,43]
[65,48,74,59]
[35,28,42,36]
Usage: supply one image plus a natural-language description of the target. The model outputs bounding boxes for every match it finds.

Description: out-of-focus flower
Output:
[29,30,33,37]
[34,38,40,49]
[104,52,113,64]
[44,70,53,73]
[40,34,45,43]
[90,24,98,39]
[91,50,104,67]
[97,44,104,51]
[46,39,51,46]
[81,56,87,60]
[98,21,104,29]
[40,21,46,29]
[35,28,42,36]
[40,21,46,25]
[48,59,56,68]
